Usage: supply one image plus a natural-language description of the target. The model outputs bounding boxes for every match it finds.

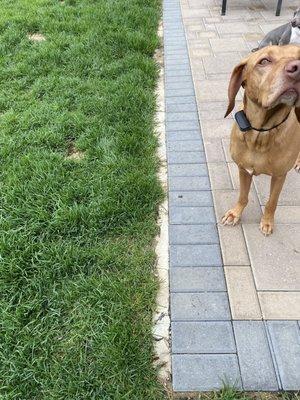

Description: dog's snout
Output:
[292,20,297,27]
[285,60,300,80]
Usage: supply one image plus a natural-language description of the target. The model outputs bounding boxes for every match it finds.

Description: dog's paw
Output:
[260,218,274,236]
[294,161,300,173]
[221,209,241,226]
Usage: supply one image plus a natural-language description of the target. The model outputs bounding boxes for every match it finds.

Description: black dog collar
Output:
[235,110,291,132]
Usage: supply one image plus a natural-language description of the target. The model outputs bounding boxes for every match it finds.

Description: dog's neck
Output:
[243,96,291,131]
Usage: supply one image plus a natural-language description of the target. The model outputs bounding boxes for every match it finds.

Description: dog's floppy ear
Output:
[224,58,248,118]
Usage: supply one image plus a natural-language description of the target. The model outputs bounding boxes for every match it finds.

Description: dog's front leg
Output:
[222,167,252,226]
[260,174,286,236]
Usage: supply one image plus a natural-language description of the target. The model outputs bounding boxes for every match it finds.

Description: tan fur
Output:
[222,45,300,235]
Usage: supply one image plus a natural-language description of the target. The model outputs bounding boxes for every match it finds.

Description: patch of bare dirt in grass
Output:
[66,142,84,161]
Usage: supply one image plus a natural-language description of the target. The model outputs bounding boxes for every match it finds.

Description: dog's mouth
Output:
[267,87,300,108]
[279,88,298,103]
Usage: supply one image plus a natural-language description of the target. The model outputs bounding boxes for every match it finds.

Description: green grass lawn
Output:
[0,0,165,398]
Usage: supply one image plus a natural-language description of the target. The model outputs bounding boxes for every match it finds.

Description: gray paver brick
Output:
[169,224,218,244]
[267,321,300,390]
[170,244,222,267]
[166,120,199,131]
[167,130,201,141]
[165,57,191,67]
[165,74,191,83]
[172,354,242,391]
[170,206,215,224]
[165,68,192,77]
[171,292,231,320]
[172,321,236,353]
[169,176,210,191]
[169,163,208,177]
[167,140,203,152]
[166,102,197,113]
[169,190,213,207]
[170,267,226,292]
[165,96,195,106]
[164,45,188,53]
[166,111,198,121]
[165,88,195,98]
[167,151,205,164]
[233,321,279,391]
[165,60,190,68]
[165,82,194,92]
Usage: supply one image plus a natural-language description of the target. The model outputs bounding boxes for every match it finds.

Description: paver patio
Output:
[164,0,300,392]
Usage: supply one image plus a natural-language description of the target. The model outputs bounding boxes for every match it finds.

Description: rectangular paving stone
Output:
[203,53,241,74]
[267,321,300,390]
[169,224,218,244]
[166,120,199,131]
[170,206,215,224]
[254,173,300,206]
[269,205,300,224]
[165,88,195,98]
[166,111,198,121]
[165,50,189,59]
[165,75,191,84]
[170,267,226,292]
[204,138,226,163]
[167,140,203,152]
[164,55,188,63]
[167,151,205,164]
[243,224,300,291]
[201,118,234,139]
[172,321,236,353]
[171,292,230,320]
[217,22,258,34]
[208,162,233,190]
[195,80,230,102]
[172,354,241,391]
[166,102,197,113]
[213,190,262,224]
[169,190,213,207]
[210,37,249,52]
[168,163,208,177]
[167,130,201,141]
[165,96,195,106]
[258,292,300,320]
[233,321,279,391]
[225,266,261,319]
[165,88,194,98]
[169,176,210,191]
[165,47,188,55]
[170,244,222,267]
[217,225,250,266]
[164,79,192,91]
[182,7,211,17]
[165,68,192,77]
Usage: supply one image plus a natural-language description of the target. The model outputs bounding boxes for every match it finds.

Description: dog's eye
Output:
[259,58,271,66]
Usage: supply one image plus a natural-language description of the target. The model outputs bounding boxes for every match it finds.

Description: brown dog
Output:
[222,45,300,235]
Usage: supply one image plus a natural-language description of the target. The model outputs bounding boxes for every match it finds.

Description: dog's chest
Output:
[230,125,300,176]
[290,27,300,44]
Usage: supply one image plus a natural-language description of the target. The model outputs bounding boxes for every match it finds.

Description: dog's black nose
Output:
[292,20,297,27]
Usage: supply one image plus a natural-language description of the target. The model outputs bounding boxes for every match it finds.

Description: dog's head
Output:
[291,7,300,28]
[225,45,300,117]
